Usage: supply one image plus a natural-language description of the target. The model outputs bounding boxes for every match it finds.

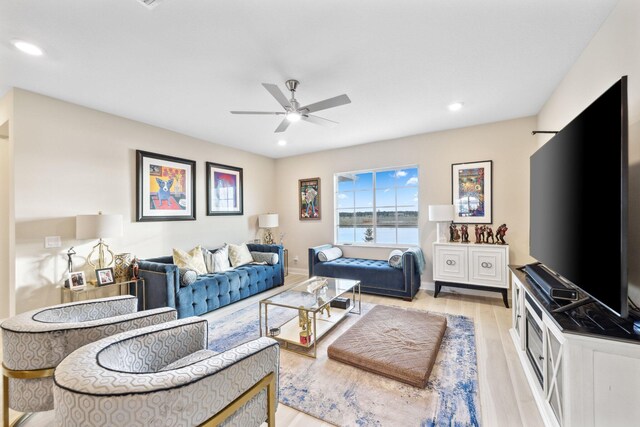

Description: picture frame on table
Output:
[136,150,196,222]
[206,162,244,216]
[299,177,321,220]
[68,271,86,290]
[451,160,492,224]
[95,267,116,286]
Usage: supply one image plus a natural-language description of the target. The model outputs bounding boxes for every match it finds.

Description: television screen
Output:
[530,77,628,317]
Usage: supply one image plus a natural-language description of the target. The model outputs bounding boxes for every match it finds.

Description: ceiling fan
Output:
[230,79,351,133]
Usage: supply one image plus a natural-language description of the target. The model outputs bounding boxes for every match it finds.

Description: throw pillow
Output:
[172,246,208,275]
[317,247,343,262]
[251,251,279,265]
[178,268,198,287]
[388,249,403,269]
[204,245,231,273]
[228,243,253,267]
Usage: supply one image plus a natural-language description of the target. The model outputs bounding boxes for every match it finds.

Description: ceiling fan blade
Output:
[230,111,284,115]
[302,114,339,127]
[274,118,291,133]
[300,94,351,114]
[262,83,291,109]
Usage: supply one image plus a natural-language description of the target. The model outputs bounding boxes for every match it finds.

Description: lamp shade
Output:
[428,205,454,222]
[258,214,279,228]
[76,213,123,239]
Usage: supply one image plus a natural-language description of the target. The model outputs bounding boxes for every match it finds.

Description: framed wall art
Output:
[299,177,321,220]
[451,160,492,224]
[136,150,196,222]
[206,162,243,216]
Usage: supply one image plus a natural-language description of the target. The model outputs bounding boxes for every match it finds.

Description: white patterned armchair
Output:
[53,317,279,427]
[1,295,177,425]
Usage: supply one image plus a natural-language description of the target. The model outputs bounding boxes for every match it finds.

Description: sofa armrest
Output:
[247,244,284,284]
[401,251,421,299]
[308,244,333,277]
[137,260,179,310]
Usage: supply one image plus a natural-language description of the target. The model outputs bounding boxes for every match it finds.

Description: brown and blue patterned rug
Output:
[208,302,480,426]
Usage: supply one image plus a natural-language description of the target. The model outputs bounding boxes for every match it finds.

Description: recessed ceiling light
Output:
[12,40,44,56]
[448,102,464,112]
[277,140,287,146]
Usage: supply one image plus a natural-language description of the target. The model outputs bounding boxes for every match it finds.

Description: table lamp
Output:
[76,212,123,268]
[259,213,279,245]
[428,205,454,242]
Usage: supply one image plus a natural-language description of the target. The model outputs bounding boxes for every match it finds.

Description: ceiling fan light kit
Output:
[231,79,351,133]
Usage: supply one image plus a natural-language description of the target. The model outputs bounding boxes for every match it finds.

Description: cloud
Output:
[394,170,408,178]
[406,177,418,185]
[338,194,348,199]
[384,188,390,193]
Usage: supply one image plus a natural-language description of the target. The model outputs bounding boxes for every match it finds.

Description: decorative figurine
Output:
[474,224,484,244]
[131,257,140,280]
[298,306,313,344]
[496,224,509,245]
[66,247,76,273]
[460,225,469,243]
[317,296,331,317]
[449,224,460,242]
[485,226,495,244]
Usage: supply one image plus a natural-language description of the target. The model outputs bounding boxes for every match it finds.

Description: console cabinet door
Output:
[468,247,507,288]
[434,245,468,282]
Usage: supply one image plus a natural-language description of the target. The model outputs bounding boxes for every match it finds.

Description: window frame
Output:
[333,165,420,247]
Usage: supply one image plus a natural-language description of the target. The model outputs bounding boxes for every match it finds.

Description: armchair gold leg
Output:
[200,371,276,427]
[2,364,55,427]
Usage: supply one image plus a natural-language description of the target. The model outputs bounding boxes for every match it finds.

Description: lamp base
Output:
[263,228,274,245]
[87,239,115,269]
[436,223,449,243]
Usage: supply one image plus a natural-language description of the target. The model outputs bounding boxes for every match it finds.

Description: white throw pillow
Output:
[317,247,343,262]
[172,246,208,275]
[204,245,232,273]
[228,243,253,267]
[251,251,279,265]
[388,249,403,269]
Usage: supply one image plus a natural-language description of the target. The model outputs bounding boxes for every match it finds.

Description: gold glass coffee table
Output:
[259,276,361,358]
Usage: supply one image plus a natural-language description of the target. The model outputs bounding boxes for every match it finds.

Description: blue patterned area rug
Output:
[208,302,480,427]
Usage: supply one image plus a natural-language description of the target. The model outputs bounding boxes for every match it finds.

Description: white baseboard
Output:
[420,281,504,300]
[287,267,307,276]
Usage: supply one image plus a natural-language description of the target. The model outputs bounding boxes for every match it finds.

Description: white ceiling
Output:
[0,0,618,158]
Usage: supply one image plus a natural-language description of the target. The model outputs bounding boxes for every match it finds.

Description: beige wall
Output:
[0,90,15,318]
[10,89,277,313]
[275,116,537,284]
[537,0,640,302]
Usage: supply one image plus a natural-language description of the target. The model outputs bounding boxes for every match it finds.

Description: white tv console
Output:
[510,267,640,427]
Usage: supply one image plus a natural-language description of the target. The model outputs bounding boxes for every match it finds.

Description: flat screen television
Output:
[530,76,628,318]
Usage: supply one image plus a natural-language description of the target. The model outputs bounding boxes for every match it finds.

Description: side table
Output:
[61,278,146,310]
[284,248,289,277]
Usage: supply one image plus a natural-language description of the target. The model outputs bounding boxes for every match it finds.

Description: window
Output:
[335,166,419,245]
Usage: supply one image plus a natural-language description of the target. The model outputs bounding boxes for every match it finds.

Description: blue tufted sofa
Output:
[138,244,284,318]
[308,245,420,300]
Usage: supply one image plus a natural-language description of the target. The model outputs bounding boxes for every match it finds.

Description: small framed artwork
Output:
[299,178,321,220]
[451,160,492,224]
[68,271,86,290]
[136,150,196,222]
[206,162,243,216]
[95,267,116,286]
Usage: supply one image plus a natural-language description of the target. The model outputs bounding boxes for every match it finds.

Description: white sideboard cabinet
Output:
[432,242,510,307]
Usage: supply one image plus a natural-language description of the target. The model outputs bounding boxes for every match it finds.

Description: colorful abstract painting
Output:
[136,150,196,221]
[206,162,243,215]
[452,160,492,224]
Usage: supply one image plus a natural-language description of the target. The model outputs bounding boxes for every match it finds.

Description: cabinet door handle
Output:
[481,262,493,268]
[538,355,545,361]
[446,260,456,266]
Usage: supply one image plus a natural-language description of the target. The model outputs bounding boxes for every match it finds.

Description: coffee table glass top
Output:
[262,276,359,312]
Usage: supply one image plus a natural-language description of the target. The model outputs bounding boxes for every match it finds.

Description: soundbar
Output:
[523,263,579,301]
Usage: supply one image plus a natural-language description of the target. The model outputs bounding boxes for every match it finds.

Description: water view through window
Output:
[335,167,419,245]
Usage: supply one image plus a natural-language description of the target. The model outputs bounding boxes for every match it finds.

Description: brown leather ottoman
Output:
[327,305,447,388]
